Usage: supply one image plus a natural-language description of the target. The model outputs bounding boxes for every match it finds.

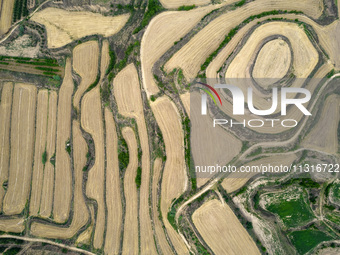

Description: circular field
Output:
[252,38,291,88]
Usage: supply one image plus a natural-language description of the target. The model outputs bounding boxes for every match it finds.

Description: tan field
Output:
[113,63,157,254]
[302,94,340,154]
[206,14,294,78]
[152,158,174,255]
[225,22,318,80]
[39,91,57,218]
[0,0,15,35]
[3,83,37,215]
[76,204,95,245]
[151,96,189,255]
[104,108,123,255]
[159,0,210,8]
[53,58,73,223]
[30,8,130,48]
[141,5,221,97]
[212,62,332,134]
[221,154,297,193]
[30,121,89,239]
[122,127,139,255]
[252,39,291,88]
[0,217,25,233]
[73,41,99,111]
[81,87,105,249]
[193,199,260,255]
[30,90,49,216]
[0,82,13,211]
[165,0,322,79]
[100,40,110,81]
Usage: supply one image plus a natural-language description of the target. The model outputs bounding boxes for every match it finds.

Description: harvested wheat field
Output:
[3,83,37,215]
[30,120,89,239]
[302,94,340,154]
[141,5,221,97]
[252,39,291,88]
[100,40,110,80]
[221,154,297,193]
[0,82,13,211]
[0,217,25,233]
[39,91,57,218]
[180,92,190,117]
[73,41,99,111]
[81,87,105,249]
[193,199,260,255]
[159,0,210,8]
[152,158,174,255]
[104,108,122,255]
[0,0,15,35]
[30,90,49,216]
[151,96,189,255]
[225,22,318,80]
[53,58,73,223]
[113,63,157,254]
[31,8,130,48]
[122,127,139,255]
[76,204,95,245]
[165,0,322,79]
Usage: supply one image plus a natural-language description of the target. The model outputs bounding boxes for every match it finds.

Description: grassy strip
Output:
[135,167,142,188]
[35,66,60,72]
[118,137,129,171]
[133,0,164,34]
[178,5,195,11]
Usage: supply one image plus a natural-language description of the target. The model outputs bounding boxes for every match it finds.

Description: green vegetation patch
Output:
[178,5,195,11]
[135,167,142,188]
[289,228,333,254]
[330,182,340,205]
[118,137,129,171]
[262,187,315,229]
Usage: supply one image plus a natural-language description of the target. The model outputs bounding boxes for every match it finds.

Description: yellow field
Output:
[180,92,190,117]
[122,127,139,255]
[31,8,130,48]
[141,5,221,97]
[3,83,37,215]
[30,121,89,239]
[0,82,13,211]
[81,87,105,249]
[152,158,174,255]
[159,0,210,8]
[100,40,110,81]
[165,0,322,79]
[0,217,25,233]
[193,199,260,255]
[104,108,123,255]
[30,90,49,216]
[113,63,157,254]
[302,94,340,154]
[39,91,57,218]
[221,154,297,193]
[0,0,15,35]
[76,204,95,245]
[151,96,189,254]
[73,41,99,111]
[252,39,291,88]
[226,22,318,80]
[53,58,73,223]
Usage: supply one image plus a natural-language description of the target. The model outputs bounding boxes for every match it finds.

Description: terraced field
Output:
[0,0,339,254]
